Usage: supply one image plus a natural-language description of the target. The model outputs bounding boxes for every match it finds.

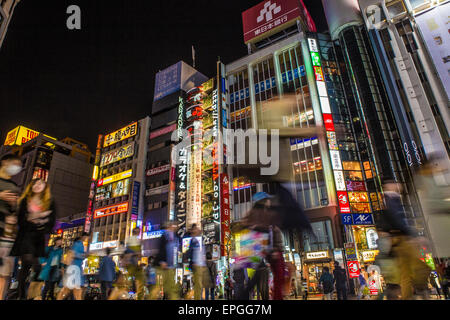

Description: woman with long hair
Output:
[10,178,56,300]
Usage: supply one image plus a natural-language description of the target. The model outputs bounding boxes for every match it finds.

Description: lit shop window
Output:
[233,177,255,191]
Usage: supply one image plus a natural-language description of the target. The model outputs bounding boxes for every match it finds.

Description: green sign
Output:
[311,52,321,67]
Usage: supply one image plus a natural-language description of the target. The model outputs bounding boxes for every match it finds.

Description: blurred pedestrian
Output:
[99,247,116,300]
[186,224,206,300]
[224,275,233,300]
[204,251,217,300]
[357,268,369,300]
[39,236,63,300]
[145,256,157,299]
[378,180,431,299]
[301,277,308,300]
[0,154,22,300]
[124,227,145,300]
[57,232,89,300]
[319,267,334,300]
[10,178,56,300]
[333,261,347,300]
[291,278,298,299]
[154,221,179,300]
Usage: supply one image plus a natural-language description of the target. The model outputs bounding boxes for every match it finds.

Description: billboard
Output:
[242,0,316,43]
[153,61,182,102]
[100,142,134,167]
[95,178,131,201]
[97,169,132,187]
[4,125,56,146]
[415,3,450,99]
[150,123,177,140]
[103,122,137,148]
[93,202,129,219]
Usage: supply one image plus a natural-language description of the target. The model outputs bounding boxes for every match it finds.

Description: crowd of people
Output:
[0,151,449,300]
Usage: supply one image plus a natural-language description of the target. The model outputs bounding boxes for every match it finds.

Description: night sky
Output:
[0,0,327,151]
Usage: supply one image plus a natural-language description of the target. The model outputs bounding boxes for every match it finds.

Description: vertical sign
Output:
[85,134,103,233]
[131,181,140,216]
[220,173,231,257]
[176,146,188,239]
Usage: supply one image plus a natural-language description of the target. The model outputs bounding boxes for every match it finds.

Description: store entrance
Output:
[305,261,334,294]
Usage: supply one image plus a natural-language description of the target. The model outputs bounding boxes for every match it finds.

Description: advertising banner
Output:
[146,164,171,176]
[95,178,130,201]
[4,125,56,146]
[150,123,177,140]
[344,243,357,260]
[131,181,140,216]
[337,191,351,213]
[415,3,450,99]
[341,213,353,225]
[220,173,231,256]
[347,260,360,278]
[100,142,134,167]
[97,169,132,187]
[153,61,182,102]
[94,202,129,219]
[103,122,137,148]
[352,213,374,225]
[242,0,311,43]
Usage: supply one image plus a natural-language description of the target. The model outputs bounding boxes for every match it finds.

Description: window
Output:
[302,220,334,251]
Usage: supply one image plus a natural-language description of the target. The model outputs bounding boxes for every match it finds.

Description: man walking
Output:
[187,224,206,300]
[333,261,347,300]
[319,267,334,300]
[99,248,116,300]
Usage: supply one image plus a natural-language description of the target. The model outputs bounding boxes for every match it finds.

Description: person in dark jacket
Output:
[10,178,56,300]
[204,252,217,300]
[333,261,347,300]
[39,236,63,300]
[99,248,116,300]
[319,267,334,300]
[154,221,179,300]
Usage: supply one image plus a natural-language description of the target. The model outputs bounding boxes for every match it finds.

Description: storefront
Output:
[302,250,334,294]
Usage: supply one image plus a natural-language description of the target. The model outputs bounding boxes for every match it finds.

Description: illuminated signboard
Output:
[100,142,135,167]
[361,250,379,262]
[313,66,324,81]
[95,178,130,201]
[322,114,335,131]
[306,251,329,260]
[337,191,351,213]
[142,230,164,240]
[347,260,360,278]
[348,191,369,203]
[334,171,346,191]
[93,202,129,219]
[352,213,374,224]
[97,169,132,187]
[327,131,338,150]
[150,123,177,140]
[175,146,188,238]
[242,0,315,44]
[330,150,343,170]
[310,52,321,66]
[220,173,231,256]
[4,125,56,146]
[146,164,170,176]
[366,228,378,249]
[103,122,137,148]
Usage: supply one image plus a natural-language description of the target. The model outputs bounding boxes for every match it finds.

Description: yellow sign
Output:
[97,169,132,187]
[4,126,56,146]
[100,142,134,167]
[103,122,137,148]
[92,166,99,181]
[202,78,214,92]
[361,250,379,262]
[306,251,329,260]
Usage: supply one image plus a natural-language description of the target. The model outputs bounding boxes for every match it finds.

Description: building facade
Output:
[1,126,93,220]
[0,0,20,50]
[85,118,150,254]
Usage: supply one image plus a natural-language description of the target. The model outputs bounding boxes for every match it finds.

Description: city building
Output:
[143,61,207,257]
[322,0,449,266]
[0,0,20,50]
[85,118,150,257]
[1,125,93,220]
[49,211,86,250]
[224,0,392,292]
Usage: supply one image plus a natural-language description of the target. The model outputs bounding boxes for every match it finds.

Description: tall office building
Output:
[1,125,93,220]
[85,118,150,254]
[0,0,20,50]
[225,0,385,292]
[142,61,207,257]
[322,0,449,262]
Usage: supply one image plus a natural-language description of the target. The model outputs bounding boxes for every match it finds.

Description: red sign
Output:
[347,261,360,278]
[220,173,231,257]
[150,123,177,139]
[93,202,129,219]
[346,180,366,191]
[314,66,324,81]
[337,191,351,213]
[242,0,307,43]
[322,114,335,131]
